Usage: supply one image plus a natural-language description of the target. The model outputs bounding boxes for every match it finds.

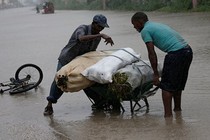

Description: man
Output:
[131,12,193,117]
[44,14,114,115]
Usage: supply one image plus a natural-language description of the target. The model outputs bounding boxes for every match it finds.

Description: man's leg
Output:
[173,91,182,111]
[83,87,104,109]
[44,61,64,115]
[162,90,173,117]
[44,80,64,115]
[84,83,113,110]
[84,85,121,111]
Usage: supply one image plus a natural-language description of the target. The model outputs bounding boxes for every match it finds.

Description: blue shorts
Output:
[160,45,193,92]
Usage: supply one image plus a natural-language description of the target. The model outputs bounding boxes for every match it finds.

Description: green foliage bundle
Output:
[108,72,132,99]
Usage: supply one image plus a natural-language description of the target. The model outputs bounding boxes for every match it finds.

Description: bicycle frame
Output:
[0,76,30,93]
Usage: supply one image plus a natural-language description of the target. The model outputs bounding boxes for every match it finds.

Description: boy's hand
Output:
[153,74,160,86]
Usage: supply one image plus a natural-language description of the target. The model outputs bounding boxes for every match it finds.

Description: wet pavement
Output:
[0,7,210,140]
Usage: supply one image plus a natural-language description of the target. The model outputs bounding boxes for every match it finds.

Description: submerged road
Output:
[0,7,210,140]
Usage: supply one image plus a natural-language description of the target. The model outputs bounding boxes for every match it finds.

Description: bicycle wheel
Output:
[12,64,43,93]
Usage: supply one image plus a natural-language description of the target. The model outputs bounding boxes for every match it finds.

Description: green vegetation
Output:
[159,0,210,12]
[106,0,164,11]
[49,0,210,12]
[108,72,132,99]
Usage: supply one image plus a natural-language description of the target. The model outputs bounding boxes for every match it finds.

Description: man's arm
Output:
[145,42,160,86]
[79,33,114,46]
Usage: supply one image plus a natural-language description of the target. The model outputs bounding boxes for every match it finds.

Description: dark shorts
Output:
[160,45,193,92]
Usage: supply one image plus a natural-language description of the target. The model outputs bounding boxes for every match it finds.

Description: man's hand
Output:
[101,33,114,46]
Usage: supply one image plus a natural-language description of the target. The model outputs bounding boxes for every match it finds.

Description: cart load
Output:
[108,60,162,99]
[55,50,112,92]
[55,47,162,96]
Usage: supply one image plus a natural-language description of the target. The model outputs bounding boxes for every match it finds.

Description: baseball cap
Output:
[93,14,109,28]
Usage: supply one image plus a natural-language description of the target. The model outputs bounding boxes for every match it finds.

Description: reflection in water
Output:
[45,109,192,140]
[163,112,192,139]
[46,116,72,140]
[174,112,184,124]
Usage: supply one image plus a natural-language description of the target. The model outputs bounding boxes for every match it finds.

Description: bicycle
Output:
[0,64,43,94]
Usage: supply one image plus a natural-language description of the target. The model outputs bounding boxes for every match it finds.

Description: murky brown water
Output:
[0,7,210,140]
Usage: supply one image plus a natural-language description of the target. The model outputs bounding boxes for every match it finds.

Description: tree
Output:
[102,0,106,9]
[192,0,198,8]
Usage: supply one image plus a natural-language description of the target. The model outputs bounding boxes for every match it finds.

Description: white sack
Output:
[81,48,140,84]
[116,60,162,90]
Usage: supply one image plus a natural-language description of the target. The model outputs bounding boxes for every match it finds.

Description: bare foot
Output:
[173,108,182,112]
[164,113,173,118]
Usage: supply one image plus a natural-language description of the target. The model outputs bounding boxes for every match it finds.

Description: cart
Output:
[55,48,160,113]
[87,82,159,113]
[42,2,54,14]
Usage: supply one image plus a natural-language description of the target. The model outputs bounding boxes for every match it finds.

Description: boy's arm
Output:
[145,42,160,86]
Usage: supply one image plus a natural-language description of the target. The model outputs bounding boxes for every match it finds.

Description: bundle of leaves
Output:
[56,75,68,90]
[108,72,132,99]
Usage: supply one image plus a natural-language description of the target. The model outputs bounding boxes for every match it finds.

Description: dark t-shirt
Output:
[58,24,101,65]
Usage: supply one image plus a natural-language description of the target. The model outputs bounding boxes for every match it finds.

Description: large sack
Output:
[55,51,112,92]
[109,60,162,98]
[81,48,140,84]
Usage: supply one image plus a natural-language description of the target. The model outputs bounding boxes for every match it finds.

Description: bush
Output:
[50,0,210,12]
[87,0,103,10]
[51,0,87,10]
[170,0,192,11]
[106,0,164,11]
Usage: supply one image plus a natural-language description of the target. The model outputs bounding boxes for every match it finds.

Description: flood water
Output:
[0,7,210,140]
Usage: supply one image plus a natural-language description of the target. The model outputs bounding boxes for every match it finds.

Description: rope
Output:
[81,48,140,63]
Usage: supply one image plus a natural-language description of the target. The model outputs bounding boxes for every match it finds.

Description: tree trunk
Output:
[102,0,106,10]
[192,0,198,8]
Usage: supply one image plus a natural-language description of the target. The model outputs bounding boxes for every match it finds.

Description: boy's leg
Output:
[162,90,173,117]
[173,91,182,111]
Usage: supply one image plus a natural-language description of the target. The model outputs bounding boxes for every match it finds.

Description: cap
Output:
[93,14,109,28]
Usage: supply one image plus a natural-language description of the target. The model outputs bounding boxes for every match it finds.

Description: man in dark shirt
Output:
[44,14,114,115]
